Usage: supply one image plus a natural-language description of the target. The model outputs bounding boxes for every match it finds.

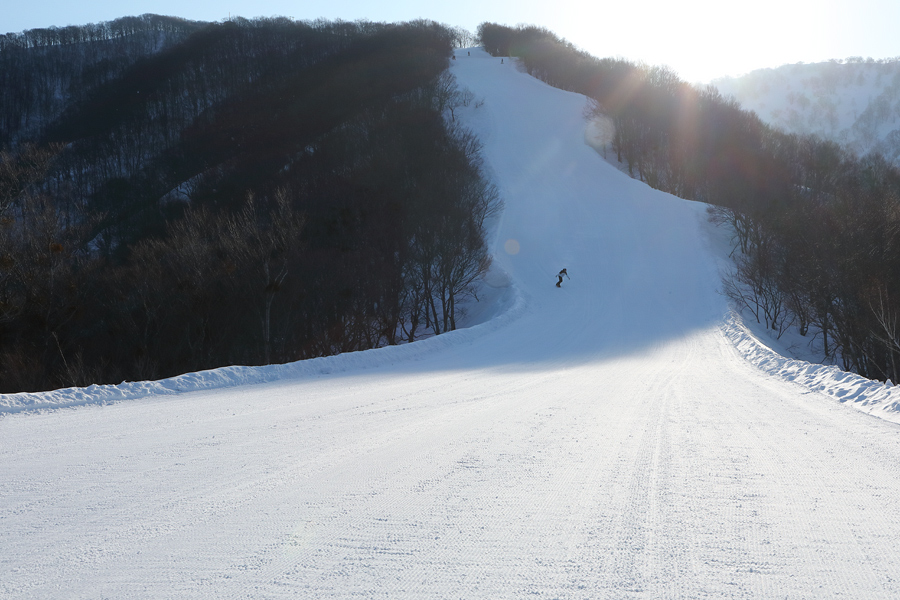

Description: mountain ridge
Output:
[713,58,900,161]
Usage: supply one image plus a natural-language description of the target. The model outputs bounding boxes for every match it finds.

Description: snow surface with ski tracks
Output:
[2,48,900,599]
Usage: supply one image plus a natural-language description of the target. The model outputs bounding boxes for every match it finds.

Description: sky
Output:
[3,0,900,82]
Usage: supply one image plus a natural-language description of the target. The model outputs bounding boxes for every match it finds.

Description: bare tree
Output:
[220,189,305,364]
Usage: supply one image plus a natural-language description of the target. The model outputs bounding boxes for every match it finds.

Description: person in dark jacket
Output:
[556,268,569,287]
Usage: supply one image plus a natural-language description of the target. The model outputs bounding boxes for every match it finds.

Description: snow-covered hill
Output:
[2,48,900,598]
[713,59,900,161]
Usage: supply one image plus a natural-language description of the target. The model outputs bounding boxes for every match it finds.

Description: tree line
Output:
[0,14,210,147]
[0,17,498,392]
[478,23,900,383]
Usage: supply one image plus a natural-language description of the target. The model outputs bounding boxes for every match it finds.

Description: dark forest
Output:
[0,16,498,392]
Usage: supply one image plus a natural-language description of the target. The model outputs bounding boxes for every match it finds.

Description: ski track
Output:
[2,48,900,598]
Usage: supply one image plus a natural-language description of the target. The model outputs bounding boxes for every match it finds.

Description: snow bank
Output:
[0,278,524,416]
[721,309,900,424]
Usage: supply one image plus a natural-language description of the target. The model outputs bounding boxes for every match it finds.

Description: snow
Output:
[2,47,900,598]
[712,60,900,160]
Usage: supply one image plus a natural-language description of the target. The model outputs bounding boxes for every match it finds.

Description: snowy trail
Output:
[3,48,900,598]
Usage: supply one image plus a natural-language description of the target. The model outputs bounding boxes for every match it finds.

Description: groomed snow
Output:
[2,48,900,598]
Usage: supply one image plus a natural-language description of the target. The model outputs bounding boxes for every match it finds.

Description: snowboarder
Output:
[556,268,569,287]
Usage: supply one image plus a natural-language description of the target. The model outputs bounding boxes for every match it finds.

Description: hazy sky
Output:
[4,0,900,83]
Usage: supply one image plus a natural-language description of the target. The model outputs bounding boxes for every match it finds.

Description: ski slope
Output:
[3,48,900,598]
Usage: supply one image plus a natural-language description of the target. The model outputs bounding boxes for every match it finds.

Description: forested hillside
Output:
[0,16,497,392]
[477,23,900,384]
[713,59,900,163]
[0,14,206,146]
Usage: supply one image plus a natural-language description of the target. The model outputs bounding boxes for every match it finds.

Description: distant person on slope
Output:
[556,268,569,288]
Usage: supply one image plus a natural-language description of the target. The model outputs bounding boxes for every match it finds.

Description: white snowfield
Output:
[3,48,900,599]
